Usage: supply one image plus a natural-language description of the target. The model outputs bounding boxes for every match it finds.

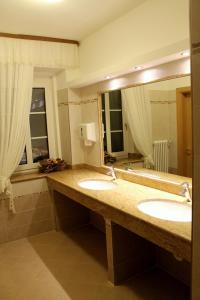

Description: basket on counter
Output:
[39,158,67,173]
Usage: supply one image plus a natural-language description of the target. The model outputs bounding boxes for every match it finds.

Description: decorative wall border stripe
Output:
[58,98,98,107]
[58,98,175,106]
[150,100,176,104]
[81,98,98,104]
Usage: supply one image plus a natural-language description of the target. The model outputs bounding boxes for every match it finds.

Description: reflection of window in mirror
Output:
[101,90,125,163]
[101,90,143,167]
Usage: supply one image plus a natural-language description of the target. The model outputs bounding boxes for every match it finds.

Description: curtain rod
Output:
[0,32,79,45]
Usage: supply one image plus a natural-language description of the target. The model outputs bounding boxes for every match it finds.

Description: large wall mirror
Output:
[101,75,191,178]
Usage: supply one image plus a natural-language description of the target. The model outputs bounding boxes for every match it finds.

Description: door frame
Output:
[176,86,191,176]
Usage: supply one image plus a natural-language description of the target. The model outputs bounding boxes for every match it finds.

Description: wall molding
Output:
[0,32,79,45]
[150,100,176,104]
[58,98,98,107]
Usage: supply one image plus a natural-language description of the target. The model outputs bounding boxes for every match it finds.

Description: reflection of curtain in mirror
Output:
[122,86,154,168]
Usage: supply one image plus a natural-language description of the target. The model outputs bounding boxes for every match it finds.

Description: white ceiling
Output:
[0,0,146,41]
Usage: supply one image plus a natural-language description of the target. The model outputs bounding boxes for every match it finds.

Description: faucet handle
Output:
[106,165,112,175]
[181,182,190,189]
[106,165,117,180]
[180,182,192,202]
[106,170,112,176]
[180,182,189,195]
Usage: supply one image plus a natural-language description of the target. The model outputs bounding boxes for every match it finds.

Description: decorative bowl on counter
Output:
[39,158,67,173]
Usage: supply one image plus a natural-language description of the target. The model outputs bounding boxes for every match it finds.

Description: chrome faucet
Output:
[107,165,117,181]
[180,182,192,203]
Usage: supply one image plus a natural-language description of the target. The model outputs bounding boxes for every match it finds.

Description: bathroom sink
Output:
[78,179,117,190]
[137,199,191,222]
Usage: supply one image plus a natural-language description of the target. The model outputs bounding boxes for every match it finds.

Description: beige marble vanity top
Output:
[47,168,191,261]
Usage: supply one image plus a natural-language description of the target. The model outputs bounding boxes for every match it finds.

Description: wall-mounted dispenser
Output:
[80,123,96,146]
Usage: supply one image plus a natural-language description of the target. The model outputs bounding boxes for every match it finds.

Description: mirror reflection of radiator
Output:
[153,140,169,172]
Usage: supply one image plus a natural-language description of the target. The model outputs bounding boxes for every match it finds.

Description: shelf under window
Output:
[110,130,123,133]
[30,112,46,115]
[31,136,48,140]
[109,109,122,112]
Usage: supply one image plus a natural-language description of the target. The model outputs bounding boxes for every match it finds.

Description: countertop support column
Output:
[105,219,156,285]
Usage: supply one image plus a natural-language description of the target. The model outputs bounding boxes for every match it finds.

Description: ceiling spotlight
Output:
[105,75,111,79]
[134,66,142,70]
[44,0,63,4]
[180,51,190,57]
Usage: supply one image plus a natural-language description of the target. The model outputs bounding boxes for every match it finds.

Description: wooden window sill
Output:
[11,172,47,183]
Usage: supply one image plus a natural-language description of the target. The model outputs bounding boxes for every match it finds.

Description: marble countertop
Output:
[47,168,191,261]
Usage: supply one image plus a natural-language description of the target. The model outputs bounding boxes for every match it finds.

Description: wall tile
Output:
[13,178,48,197]
[0,191,55,244]
[14,192,52,213]
[57,88,68,104]
[0,223,7,244]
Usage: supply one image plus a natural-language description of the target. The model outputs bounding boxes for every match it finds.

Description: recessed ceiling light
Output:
[134,66,142,70]
[105,75,111,79]
[43,0,63,4]
[180,51,190,57]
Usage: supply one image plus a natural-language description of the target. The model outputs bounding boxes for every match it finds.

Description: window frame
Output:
[102,92,128,158]
[16,77,58,173]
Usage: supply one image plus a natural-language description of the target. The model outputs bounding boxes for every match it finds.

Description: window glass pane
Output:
[110,111,123,131]
[103,136,107,152]
[102,111,106,130]
[19,148,27,165]
[101,94,105,110]
[109,90,122,109]
[111,132,124,152]
[30,114,48,137]
[32,138,49,163]
[31,88,46,112]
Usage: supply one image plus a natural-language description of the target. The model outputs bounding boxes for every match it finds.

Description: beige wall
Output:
[68,88,85,165]
[55,68,101,166]
[57,88,72,164]
[77,0,189,86]
[55,72,85,166]
[81,97,102,167]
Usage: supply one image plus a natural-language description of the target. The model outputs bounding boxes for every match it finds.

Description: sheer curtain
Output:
[122,85,154,168]
[0,63,33,212]
[0,37,79,68]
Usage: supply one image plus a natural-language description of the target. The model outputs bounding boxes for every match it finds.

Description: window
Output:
[101,90,127,157]
[17,77,58,172]
[30,88,49,163]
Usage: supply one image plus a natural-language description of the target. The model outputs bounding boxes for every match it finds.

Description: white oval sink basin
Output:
[137,199,191,222]
[78,179,117,190]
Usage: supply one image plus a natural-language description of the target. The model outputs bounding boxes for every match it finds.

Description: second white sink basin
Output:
[78,179,117,190]
[137,199,191,222]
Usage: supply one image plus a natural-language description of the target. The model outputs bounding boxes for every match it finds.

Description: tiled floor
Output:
[0,226,189,300]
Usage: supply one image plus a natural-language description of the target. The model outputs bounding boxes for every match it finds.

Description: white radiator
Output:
[153,140,169,172]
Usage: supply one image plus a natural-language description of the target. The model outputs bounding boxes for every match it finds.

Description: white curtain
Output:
[122,86,154,168]
[0,37,79,68]
[0,63,33,212]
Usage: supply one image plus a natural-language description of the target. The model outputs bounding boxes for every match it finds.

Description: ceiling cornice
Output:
[0,32,79,45]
